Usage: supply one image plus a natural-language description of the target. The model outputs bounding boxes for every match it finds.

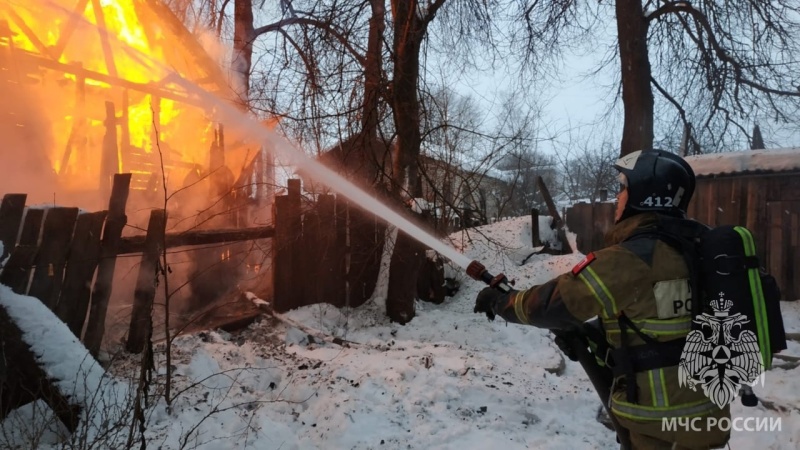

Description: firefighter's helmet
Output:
[614,149,695,217]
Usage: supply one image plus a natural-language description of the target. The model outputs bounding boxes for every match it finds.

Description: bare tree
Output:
[514,0,800,156]
[556,138,619,204]
[416,87,551,227]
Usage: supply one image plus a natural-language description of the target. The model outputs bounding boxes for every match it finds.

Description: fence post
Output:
[317,194,344,307]
[530,208,541,247]
[272,179,303,312]
[0,208,43,294]
[85,173,131,357]
[28,207,80,310]
[126,209,167,354]
[55,211,107,338]
[0,193,27,260]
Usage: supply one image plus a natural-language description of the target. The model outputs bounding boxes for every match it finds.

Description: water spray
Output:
[166,73,478,270]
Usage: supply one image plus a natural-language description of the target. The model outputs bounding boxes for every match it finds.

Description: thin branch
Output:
[254,17,367,66]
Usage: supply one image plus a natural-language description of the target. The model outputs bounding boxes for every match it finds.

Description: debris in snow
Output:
[246,291,362,348]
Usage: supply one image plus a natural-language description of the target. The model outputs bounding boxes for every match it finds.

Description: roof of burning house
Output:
[684,148,800,177]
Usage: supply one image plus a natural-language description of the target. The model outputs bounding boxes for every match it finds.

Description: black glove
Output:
[552,332,579,362]
[473,287,504,321]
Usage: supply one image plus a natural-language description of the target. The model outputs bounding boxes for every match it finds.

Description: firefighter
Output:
[474,149,730,450]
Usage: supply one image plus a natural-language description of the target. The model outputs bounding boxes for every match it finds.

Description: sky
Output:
[1,216,799,449]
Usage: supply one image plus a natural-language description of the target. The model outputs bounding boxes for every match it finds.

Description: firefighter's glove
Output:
[473,287,504,321]
[553,332,579,362]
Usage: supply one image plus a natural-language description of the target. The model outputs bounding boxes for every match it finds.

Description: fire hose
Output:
[466,260,632,450]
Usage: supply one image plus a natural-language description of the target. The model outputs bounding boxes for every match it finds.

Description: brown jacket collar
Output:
[604,213,661,246]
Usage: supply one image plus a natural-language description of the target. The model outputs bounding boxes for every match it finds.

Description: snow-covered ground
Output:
[1,216,799,449]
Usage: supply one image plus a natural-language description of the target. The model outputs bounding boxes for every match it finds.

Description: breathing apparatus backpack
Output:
[611,216,787,404]
[696,225,787,365]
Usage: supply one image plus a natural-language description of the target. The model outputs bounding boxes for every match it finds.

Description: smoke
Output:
[0,65,59,204]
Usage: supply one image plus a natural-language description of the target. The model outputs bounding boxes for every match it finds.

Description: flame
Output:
[128,95,153,151]
[0,0,232,201]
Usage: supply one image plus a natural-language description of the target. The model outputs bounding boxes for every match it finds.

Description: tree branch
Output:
[254,17,367,66]
[648,2,800,97]
[650,75,702,152]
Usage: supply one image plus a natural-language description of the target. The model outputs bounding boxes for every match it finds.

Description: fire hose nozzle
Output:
[466,260,513,293]
[466,260,488,282]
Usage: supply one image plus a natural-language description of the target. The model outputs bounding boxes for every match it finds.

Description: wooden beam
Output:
[120,89,131,171]
[536,176,563,228]
[89,0,118,79]
[535,176,571,253]
[116,225,275,255]
[51,0,91,59]
[100,101,119,199]
[0,3,58,59]
[59,63,87,175]
[13,49,207,107]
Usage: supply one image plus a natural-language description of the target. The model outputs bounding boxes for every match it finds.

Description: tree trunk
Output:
[384,0,435,324]
[386,229,425,324]
[616,0,654,157]
[390,0,425,198]
[363,0,385,135]
[233,0,254,106]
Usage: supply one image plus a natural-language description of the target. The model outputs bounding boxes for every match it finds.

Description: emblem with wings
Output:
[678,292,764,408]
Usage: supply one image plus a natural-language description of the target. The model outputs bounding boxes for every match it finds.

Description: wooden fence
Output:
[564,202,616,253]
[0,174,131,356]
[0,174,444,356]
[0,173,276,356]
[272,179,385,312]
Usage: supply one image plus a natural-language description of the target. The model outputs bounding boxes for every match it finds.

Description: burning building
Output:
[1,0,277,344]
[0,0,271,224]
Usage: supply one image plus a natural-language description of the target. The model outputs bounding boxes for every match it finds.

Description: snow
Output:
[1,217,799,449]
[0,284,129,441]
[685,148,800,177]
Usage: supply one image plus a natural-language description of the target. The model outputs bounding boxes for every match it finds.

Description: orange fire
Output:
[0,0,236,204]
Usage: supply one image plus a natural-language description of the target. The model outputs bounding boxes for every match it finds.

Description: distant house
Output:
[417,154,510,229]
[304,137,514,230]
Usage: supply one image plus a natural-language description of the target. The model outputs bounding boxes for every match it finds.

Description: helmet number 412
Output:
[641,196,674,208]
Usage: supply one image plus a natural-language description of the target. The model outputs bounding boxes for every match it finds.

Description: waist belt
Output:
[613,312,686,403]
[610,337,685,377]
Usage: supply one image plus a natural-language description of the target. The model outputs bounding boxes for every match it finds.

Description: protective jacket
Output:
[490,212,730,449]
